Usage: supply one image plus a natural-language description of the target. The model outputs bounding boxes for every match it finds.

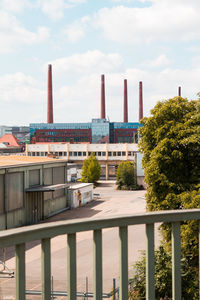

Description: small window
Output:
[128,151,131,156]
[64,152,67,156]
[59,152,62,156]
[98,152,101,156]
[74,152,77,156]
[69,152,72,156]
[117,152,121,156]
[78,152,82,156]
[83,152,86,156]
[102,152,106,156]
[122,151,126,156]
[113,152,116,156]
[108,152,112,156]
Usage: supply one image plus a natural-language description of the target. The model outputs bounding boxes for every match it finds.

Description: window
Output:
[74,152,77,156]
[108,152,112,156]
[83,152,86,156]
[117,152,121,156]
[78,152,82,156]
[102,152,106,156]
[122,151,126,156]
[98,152,101,156]
[113,152,116,156]
[69,152,72,156]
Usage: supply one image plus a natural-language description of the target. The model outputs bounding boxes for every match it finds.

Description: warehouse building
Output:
[0,156,69,230]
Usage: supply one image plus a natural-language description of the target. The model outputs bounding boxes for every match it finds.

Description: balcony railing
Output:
[1,209,200,300]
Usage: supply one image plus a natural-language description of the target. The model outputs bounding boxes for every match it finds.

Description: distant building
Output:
[30,119,141,144]
[0,134,23,154]
[30,65,144,144]
[0,126,12,137]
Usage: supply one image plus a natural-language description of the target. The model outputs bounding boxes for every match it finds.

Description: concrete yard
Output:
[0,181,160,299]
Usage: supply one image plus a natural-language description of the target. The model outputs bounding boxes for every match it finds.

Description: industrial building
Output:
[30,66,143,144]
[0,156,69,229]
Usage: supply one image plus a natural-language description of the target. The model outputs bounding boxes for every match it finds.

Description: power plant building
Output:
[30,65,143,144]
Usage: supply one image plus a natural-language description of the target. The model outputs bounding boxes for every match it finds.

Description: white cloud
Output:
[0,72,44,104]
[0,0,31,13]
[93,1,200,44]
[141,54,171,68]
[64,16,90,43]
[0,11,49,53]
[48,50,123,75]
[37,0,86,21]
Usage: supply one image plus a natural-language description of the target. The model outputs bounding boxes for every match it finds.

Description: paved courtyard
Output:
[0,181,160,299]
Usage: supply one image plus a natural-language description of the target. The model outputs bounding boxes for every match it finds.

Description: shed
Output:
[67,183,93,208]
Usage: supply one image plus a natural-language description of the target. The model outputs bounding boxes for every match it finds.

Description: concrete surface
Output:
[0,181,160,299]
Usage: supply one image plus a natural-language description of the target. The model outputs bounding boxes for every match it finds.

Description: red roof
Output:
[0,134,20,147]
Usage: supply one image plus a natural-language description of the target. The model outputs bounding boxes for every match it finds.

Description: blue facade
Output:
[30,119,142,143]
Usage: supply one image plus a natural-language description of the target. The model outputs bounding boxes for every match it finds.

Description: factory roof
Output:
[0,155,67,168]
[0,134,20,147]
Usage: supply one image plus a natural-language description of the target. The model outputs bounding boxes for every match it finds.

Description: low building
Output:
[0,156,69,230]
[67,183,93,208]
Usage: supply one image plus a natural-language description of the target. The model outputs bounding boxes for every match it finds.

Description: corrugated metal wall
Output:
[0,174,4,213]
[29,169,40,187]
[44,168,53,200]
[5,172,24,211]
[53,166,65,198]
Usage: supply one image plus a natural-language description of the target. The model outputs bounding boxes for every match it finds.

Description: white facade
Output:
[27,143,138,161]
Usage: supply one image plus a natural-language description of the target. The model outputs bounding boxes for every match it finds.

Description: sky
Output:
[1,0,200,125]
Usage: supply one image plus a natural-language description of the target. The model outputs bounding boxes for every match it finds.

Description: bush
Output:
[116,161,137,190]
[81,152,101,186]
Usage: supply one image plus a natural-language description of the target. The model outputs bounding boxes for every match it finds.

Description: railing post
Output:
[146,223,155,300]
[199,221,200,300]
[119,226,128,300]
[16,243,25,300]
[93,229,102,300]
[172,222,181,300]
[41,238,51,300]
[67,233,76,300]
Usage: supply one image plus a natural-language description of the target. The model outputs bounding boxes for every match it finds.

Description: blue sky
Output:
[1,0,200,125]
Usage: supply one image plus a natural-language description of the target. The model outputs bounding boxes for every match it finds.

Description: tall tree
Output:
[139,97,200,211]
[129,97,200,299]
[81,152,101,185]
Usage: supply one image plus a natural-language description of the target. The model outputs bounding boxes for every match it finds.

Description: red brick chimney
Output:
[139,81,143,121]
[178,86,181,97]
[124,79,128,122]
[47,64,53,123]
[101,74,105,119]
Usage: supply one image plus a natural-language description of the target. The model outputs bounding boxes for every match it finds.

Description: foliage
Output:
[139,97,200,211]
[81,152,101,185]
[129,246,199,300]
[130,97,200,299]
[116,161,137,190]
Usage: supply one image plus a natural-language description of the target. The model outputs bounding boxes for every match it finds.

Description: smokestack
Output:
[124,79,128,123]
[178,86,181,97]
[47,64,53,123]
[101,74,105,119]
[139,81,143,121]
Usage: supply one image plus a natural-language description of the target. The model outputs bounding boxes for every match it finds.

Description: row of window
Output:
[30,151,135,157]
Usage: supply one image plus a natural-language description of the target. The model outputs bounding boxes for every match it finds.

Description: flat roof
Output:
[0,155,67,168]
[26,183,69,192]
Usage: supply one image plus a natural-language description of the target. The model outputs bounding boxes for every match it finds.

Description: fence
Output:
[0,209,200,300]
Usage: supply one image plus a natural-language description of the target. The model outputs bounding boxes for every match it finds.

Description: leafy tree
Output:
[81,152,101,185]
[139,97,200,211]
[116,161,137,190]
[129,97,200,299]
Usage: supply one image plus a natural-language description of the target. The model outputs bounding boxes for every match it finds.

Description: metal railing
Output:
[1,209,200,300]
